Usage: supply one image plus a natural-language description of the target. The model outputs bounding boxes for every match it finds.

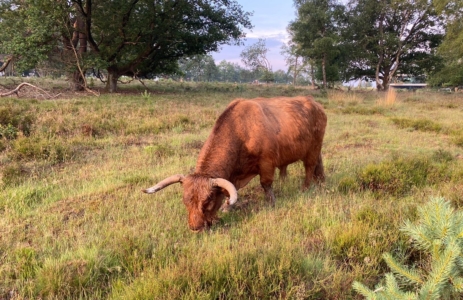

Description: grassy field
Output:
[1,80,463,299]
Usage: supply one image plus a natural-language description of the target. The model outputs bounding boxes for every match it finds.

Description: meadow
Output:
[1,79,463,299]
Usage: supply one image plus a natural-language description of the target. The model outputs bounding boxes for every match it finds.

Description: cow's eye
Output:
[202,196,215,211]
[206,200,215,211]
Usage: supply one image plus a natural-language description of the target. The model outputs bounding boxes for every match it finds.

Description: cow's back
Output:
[195,96,326,180]
[239,96,326,167]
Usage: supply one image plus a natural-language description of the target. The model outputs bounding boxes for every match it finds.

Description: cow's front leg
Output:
[262,184,275,206]
[259,161,276,206]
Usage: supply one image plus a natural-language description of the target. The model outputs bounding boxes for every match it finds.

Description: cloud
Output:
[245,29,290,43]
[211,0,295,72]
[212,35,289,72]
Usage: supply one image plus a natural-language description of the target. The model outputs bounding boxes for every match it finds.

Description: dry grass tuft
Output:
[328,90,363,106]
[378,88,398,106]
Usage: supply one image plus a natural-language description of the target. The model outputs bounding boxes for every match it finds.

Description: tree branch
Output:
[0,83,53,98]
[0,56,13,73]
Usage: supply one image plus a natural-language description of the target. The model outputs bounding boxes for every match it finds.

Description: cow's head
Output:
[143,174,237,232]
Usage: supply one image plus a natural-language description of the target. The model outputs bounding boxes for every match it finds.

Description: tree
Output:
[217,60,243,82]
[281,41,307,85]
[354,197,463,299]
[341,0,444,90]
[178,55,218,82]
[0,1,61,72]
[240,39,273,82]
[0,0,252,92]
[290,0,344,88]
[273,69,290,84]
[428,0,463,87]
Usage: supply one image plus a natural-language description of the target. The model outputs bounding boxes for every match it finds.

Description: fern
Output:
[353,197,463,299]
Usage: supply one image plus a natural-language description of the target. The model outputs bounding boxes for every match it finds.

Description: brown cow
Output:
[143,96,327,231]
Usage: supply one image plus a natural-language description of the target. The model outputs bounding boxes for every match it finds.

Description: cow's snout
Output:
[188,211,207,232]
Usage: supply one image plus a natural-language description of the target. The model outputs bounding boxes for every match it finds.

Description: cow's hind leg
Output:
[302,152,321,190]
[279,165,288,180]
[313,153,325,183]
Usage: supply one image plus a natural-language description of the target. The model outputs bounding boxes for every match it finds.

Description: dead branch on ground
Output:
[0,82,55,99]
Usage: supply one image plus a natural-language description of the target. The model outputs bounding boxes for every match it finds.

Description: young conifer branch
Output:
[353,197,463,299]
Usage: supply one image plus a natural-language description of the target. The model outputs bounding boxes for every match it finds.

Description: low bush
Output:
[0,106,35,138]
[341,106,386,115]
[337,151,456,197]
[0,124,18,140]
[359,157,430,196]
[2,163,29,186]
[391,117,442,133]
[10,137,73,163]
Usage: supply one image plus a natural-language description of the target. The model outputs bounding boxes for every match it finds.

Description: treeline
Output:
[287,0,463,90]
[174,55,311,85]
[0,0,461,91]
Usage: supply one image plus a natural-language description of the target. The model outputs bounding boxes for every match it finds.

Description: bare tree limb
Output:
[0,56,13,73]
[63,15,100,97]
[0,82,52,98]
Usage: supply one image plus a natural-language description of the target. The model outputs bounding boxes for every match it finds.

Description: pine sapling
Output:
[353,197,463,299]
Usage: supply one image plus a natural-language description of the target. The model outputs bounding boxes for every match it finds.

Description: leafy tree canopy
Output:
[341,0,444,90]
[290,0,344,88]
[428,0,463,87]
[240,39,272,73]
[0,0,252,92]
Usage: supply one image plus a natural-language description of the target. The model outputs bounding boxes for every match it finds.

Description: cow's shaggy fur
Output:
[144,96,327,231]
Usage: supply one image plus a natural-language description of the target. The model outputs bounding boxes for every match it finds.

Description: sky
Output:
[211,1,297,72]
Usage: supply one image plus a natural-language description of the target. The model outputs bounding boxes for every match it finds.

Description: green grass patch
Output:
[1,81,463,298]
[341,106,386,115]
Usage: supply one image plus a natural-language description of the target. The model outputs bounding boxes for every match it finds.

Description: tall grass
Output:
[1,80,463,299]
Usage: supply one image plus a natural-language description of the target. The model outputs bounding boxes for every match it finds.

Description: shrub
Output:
[338,176,359,194]
[11,137,73,163]
[2,163,28,186]
[0,107,35,137]
[391,117,442,133]
[341,106,385,115]
[357,154,451,197]
[353,197,463,299]
[0,124,18,140]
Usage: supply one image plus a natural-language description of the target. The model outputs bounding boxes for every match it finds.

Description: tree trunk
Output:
[69,71,85,91]
[293,57,298,86]
[106,71,118,93]
[382,71,390,91]
[322,54,327,89]
[310,61,316,89]
[62,16,87,92]
[375,61,384,91]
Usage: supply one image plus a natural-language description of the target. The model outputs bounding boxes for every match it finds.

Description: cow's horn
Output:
[143,174,185,194]
[211,178,238,205]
